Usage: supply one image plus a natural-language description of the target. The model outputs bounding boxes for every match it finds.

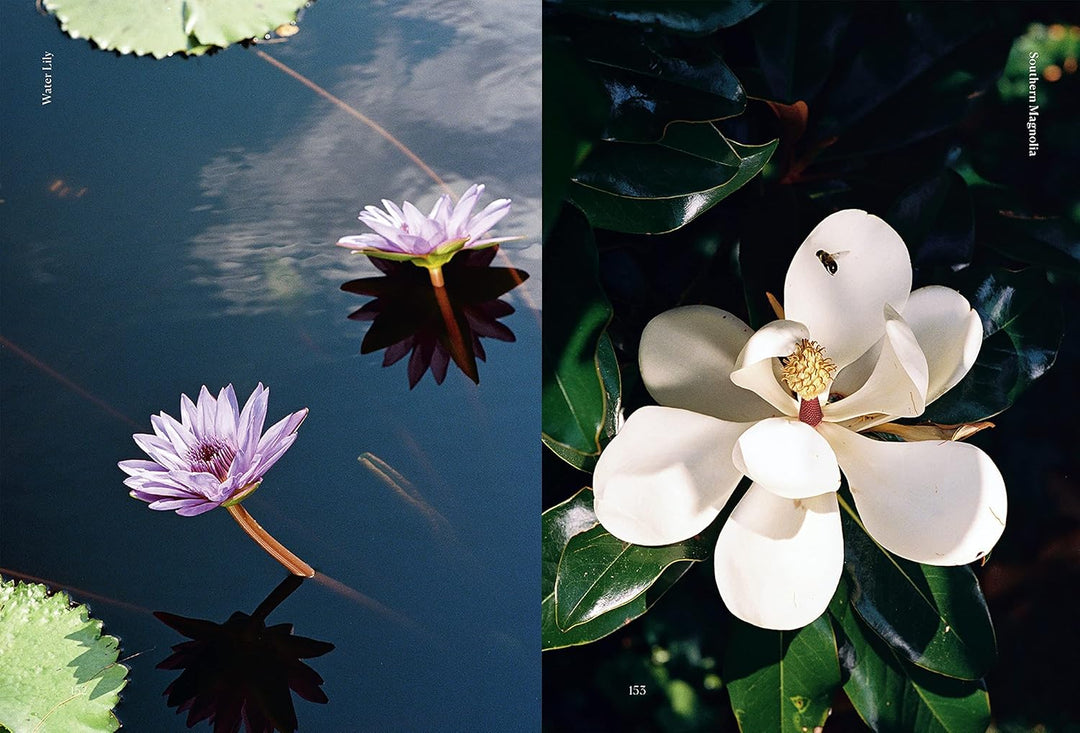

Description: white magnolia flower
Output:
[593,209,1007,630]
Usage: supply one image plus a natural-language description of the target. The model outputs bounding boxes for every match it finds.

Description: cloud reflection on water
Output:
[186,0,540,317]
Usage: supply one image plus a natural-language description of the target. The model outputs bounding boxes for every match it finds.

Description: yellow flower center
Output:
[781,339,836,400]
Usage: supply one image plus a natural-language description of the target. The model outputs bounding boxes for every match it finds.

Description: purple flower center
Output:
[187,437,237,482]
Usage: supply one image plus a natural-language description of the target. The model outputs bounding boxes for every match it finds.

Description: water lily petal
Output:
[150,413,197,458]
[714,486,843,630]
[639,306,778,422]
[902,286,983,404]
[732,418,840,499]
[593,406,747,546]
[447,184,483,234]
[466,198,512,240]
[784,210,912,368]
[819,422,1007,565]
[214,385,239,442]
[236,383,269,456]
[823,305,928,422]
[730,320,805,417]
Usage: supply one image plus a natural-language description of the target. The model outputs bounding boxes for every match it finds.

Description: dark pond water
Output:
[1,2,541,730]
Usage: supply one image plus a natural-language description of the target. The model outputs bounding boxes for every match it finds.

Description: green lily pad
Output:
[0,578,128,733]
[43,0,307,58]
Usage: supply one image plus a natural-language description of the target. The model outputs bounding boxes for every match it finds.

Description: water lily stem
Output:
[428,266,446,288]
[226,504,315,578]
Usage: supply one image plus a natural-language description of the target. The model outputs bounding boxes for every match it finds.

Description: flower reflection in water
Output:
[155,575,333,733]
[341,247,528,388]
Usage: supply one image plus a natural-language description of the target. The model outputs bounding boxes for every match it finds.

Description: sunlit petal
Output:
[714,486,842,630]
[594,406,748,546]
[730,320,805,416]
[902,286,983,404]
[732,418,840,499]
[784,210,912,368]
[819,423,1007,565]
[823,305,928,421]
[639,306,778,422]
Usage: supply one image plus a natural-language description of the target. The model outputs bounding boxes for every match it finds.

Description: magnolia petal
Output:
[730,320,806,417]
[732,418,840,499]
[639,306,778,422]
[784,210,912,369]
[819,422,1007,565]
[823,305,929,422]
[902,286,983,404]
[714,486,843,630]
[593,406,747,546]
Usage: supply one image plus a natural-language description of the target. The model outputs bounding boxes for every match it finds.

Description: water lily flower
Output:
[120,384,314,576]
[593,209,1007,630]
[336,183,522,287]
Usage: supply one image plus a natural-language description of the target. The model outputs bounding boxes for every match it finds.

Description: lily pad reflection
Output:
[154,575,333,733]
[341,248,529,388]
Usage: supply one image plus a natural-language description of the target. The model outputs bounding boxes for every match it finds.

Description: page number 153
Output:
[628,685,647,696]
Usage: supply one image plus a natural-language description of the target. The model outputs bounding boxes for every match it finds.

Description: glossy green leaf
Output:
[742,1,849,104]
[888,168,974,270]
[541,489,695,650]
[543,35,609,243]
[543,562,694,651]
[554,520,714,632]
[44,0,306,58]
[840,506,996,681]
[543,488,601,600]
[0,579,128,733]
[971,191,1080,279]
[542,207,615,470]
[922,267,1063,424]
[807,5,1009,155]
[831,582,991,733]
[548,1,768,35]
[569,123,777,234]
[723,615,842,733]
[574,20,744,142]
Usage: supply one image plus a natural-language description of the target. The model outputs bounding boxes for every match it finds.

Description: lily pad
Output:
[43,0,307,58]
[0,578,128,733]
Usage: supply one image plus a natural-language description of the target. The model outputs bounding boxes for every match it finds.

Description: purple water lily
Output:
[337,183,512,256]
[120,384,307,517]
[336,184,520,287]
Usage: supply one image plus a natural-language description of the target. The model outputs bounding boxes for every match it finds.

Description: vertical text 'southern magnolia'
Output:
[592,210,1006,630]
